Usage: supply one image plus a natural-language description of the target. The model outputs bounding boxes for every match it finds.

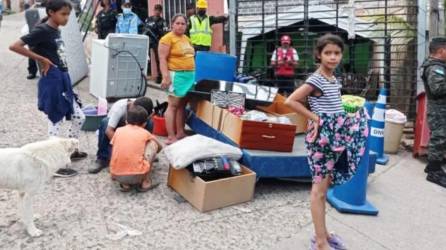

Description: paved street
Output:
[0,13,445,250]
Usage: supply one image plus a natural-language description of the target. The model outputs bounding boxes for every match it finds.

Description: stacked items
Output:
[197,93,308,152]
[190,156,242,181]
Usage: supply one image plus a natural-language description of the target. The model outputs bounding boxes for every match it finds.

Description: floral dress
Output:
[304,72,369,185]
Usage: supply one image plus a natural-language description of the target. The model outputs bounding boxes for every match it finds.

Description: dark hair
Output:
[134,97,154,115]
[171,14,187,24]
[41,0,49,7]
[314,34,344,63]
[41,0,72,23]
[45,0,72,16]
[126,106,149,126]
[186,3,195,10]
[100,0,110,8]
[429,37,446,54]
[154,4,163,11]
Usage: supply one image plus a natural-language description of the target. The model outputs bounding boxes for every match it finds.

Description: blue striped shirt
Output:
[306,72,344,114]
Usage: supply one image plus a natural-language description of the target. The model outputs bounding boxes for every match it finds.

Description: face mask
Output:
[197,10,206,16]
[122,7,131,15]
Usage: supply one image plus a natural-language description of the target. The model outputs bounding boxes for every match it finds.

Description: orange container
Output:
[153,115,168,136]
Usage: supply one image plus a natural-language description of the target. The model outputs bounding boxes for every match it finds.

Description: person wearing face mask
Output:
[115,0,141,34]
[187,0,227,52]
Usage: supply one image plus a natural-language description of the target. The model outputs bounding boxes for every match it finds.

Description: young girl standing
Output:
[285,34,368,250]
[10,0,87,177]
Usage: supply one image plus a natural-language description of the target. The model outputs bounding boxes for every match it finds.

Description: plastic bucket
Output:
[384,121,405,153]
[81,106,106,131]
[153,115,167,136]
[82,114,107,131]
[384,109,406,154]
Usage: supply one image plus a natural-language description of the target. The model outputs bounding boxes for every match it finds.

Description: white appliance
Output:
[90,34,149,99]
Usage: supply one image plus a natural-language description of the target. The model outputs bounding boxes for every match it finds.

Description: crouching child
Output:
[110,105,162,192]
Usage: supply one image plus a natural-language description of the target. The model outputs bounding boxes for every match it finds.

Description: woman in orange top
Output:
[159,14,195,145]
[110,105,162,192]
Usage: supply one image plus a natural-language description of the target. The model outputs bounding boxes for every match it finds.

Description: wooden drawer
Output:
[257,94,308,134]
[220,109,296,152]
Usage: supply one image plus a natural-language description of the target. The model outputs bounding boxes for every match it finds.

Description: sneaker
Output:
[53,168,78,178]
[70,151,88,161]
[88,159,109,174]
[426,170,446,188]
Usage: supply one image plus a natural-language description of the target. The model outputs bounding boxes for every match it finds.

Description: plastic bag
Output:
[241,110,269,121]
[97,97,108,116]
[385,109,407,124]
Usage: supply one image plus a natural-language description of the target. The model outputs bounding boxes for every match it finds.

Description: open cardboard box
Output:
[257,94,308,134]
[167,165,256,212]
[196,100,223,130]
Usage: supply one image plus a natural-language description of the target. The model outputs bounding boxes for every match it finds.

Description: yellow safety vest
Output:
[189,15,212,46]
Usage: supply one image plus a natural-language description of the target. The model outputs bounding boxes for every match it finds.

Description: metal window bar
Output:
[235,0,418,119]
[163,0,194,27]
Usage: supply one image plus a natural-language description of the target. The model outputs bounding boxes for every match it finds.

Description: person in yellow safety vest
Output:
[187,0,227,52]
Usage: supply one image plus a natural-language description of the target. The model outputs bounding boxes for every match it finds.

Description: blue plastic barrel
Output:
[195,51,237,82]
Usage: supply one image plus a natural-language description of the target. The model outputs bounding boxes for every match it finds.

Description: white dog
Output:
[0,137,78,237]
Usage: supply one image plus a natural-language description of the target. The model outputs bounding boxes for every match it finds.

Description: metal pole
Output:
[304,0,309,74]
[229,0,236,56]
[335,0,339,34]
[384,0,391,90]
[417,0,428,95]
[82,0,99,42]
[260,0,265,73]
[430,0,439,36]
[79,0,93,32]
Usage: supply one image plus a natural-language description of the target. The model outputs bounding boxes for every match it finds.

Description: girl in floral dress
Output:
[285,34,368,250]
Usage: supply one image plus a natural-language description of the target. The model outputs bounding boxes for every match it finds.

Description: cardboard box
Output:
[220,108,296,152]
[257,94,308,134]
[195,100,223,130]
[167,165,256,212]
